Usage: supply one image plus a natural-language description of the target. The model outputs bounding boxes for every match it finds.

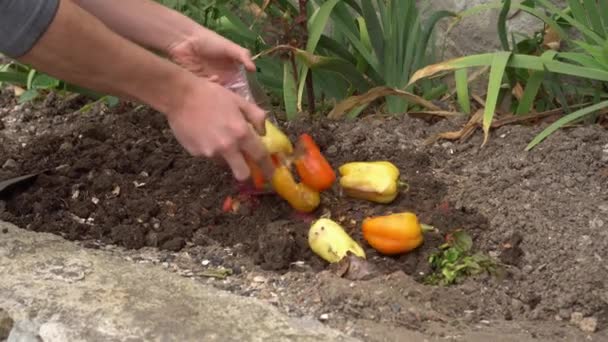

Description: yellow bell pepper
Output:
[308,218,366,263]
[260,120,293,155]
[270,157,320,213]
[338,161,404,204]
[247,120,294,190]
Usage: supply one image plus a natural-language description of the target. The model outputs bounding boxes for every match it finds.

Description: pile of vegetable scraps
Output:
[223,120,438,279]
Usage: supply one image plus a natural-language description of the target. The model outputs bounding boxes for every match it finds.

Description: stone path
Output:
[0,221,359,342]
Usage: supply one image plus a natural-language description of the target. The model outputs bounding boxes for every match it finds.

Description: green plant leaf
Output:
[600,0,608,33]
[283,61,298,120]
[26,69,36,90]
[297,0,341,112]
[104,96,120,107]
[516,50,558,115]
[294,49,372,94]
[526,100,608,150]
[317,35,358,64]
[455,68,471,114]
[18,89,39,103]
[482,51,512,145]
[452,231,473,253]
[355,16,372,73]
[536,0,604,45]
[32,74,60,90]
[360,0,384,65]
[498,0,512,51]
[0,71,28,85]
[409,53,608,86]
[583,0,605,38]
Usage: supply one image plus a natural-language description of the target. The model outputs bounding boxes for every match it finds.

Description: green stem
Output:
[421,223,438,233]
[397,179,410,193]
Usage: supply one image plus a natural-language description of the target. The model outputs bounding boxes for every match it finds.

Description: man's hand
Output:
[168,27,256,84]
[168,78,273,181]
[71,0,270,178]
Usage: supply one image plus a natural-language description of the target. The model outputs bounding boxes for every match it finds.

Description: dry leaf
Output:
[328,86,441,119]
[542,24,561,51]
[328,252,378,281]
[111,185,120,196]
[12,85,25,96]
[512,83,524,101]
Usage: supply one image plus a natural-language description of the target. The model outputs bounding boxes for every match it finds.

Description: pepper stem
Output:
[421,223,438,233]
[397,180,410,193]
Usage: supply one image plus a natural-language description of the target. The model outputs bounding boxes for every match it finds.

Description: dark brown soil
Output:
[1,88,607,341]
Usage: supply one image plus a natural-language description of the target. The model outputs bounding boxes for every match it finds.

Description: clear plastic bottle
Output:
[223,64,254,103]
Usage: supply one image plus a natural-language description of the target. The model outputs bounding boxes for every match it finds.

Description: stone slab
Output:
[0,221,358,342]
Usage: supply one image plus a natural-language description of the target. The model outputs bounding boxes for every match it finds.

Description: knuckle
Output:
[232,122,249,139]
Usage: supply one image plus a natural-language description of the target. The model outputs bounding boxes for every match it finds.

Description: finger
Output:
[240,126,274,180]
[221,148,250,181]
[238,97,266,135]
[207,75,220,83]
[230,47,256,72]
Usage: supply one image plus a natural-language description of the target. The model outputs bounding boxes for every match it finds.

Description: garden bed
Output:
[0,90,607,341]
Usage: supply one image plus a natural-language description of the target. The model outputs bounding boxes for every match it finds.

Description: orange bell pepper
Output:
[362,212,435,255]
[270,156,320,213]
[294,133,336,191]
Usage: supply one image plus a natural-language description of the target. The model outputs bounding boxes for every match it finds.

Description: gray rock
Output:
[579,317,598,333]
[0,221,357,342]
[425,0,566,59]
[7,320,40,342]
[2,159,17,170]
[0,308,14,340]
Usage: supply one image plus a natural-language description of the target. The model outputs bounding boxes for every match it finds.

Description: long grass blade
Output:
[498,0,512,51]
[317,36,358,64]
[482,52,512,145]
[516,50,558,115]
[327,86,442,119]
[283,61,298,120]
[0,71,28,85]
[526,100,608,150]
[455,68,471,114]
[360,0,384,64]
[558,52,606,69]
[583,0,605,38]
[355,16,372,73]
[599,0,608,30]
[413,10,458,75]
[567,0,590,30]
[409,53,608,86]
[536,0,604,45]
[297,0,340,111]
[329,11,379,73]
[26,69,36,90]
[294,49,372,93]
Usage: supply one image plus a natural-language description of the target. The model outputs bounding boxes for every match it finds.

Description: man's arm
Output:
[0,0,273,181]
[11,0,192,114]
[71,0,201,55]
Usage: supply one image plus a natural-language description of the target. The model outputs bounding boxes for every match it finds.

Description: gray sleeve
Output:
[0,0,61,58]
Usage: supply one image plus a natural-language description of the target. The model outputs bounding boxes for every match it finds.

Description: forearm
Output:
[18,0,194,114]
[72,0,202,54]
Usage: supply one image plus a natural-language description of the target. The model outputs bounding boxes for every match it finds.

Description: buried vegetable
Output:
[271,157,320,213]
[338,161,406,204]
[308,218,366,263]
[294,133,336,191]
[362,212,436,255]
